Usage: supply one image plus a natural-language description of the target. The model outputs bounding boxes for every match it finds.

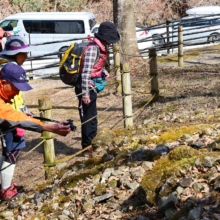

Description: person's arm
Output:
[0,99,70,136]
[81,46,98,99]
[42,121,70,136]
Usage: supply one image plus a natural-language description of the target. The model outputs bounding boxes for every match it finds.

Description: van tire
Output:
[208,33,220,43]
[152,35,165,46]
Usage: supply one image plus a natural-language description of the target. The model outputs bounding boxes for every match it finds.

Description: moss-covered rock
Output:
[94,183,107,196]
[152,124,212,144]
[92,128,117,149]
[168,145,198,161]
[140,146,200,205]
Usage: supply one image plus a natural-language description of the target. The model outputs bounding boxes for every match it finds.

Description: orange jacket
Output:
[0,98,44,132]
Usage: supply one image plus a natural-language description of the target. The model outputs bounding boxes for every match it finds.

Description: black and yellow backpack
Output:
[59,41,100,86]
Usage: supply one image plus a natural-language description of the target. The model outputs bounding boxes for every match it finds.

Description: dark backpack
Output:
[59,41,99,86]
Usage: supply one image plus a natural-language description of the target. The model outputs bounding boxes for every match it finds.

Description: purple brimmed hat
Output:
[1,63,32,91]
[0,35,31,56]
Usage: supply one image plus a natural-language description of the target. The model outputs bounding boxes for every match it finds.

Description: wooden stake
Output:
[38,97,55,179]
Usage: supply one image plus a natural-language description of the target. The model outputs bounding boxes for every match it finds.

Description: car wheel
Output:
[152,35,165,46]
[208,34,220,43]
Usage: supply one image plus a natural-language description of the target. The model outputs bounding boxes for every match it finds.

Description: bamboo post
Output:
[149,49,159,101]
[113,43,121,94]
[166,20,170,54]
[38,97,56,179]
[178,25,183,67]
[121,63,133,128]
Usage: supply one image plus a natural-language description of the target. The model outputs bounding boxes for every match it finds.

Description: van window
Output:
[179,19,194,27]
[89,18,97,30]
[212,19,220,25]
[23,20,85,34]
[193,19,210,26]
[0,20,18,31]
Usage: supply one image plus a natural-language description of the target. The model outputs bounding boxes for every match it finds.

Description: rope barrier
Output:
[133,94,156,117]
[21,139,46,158]
[56,145,92,163]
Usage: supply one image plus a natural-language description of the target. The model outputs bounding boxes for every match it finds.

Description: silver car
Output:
[149,15,220,46]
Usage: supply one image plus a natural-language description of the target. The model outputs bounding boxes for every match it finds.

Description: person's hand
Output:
[26,112,33,117]
[82,96,91,104]
[105,72,110,80]
[43,121,70,136]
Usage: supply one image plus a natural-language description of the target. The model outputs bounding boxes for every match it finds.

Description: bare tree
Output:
[116,0,139,63]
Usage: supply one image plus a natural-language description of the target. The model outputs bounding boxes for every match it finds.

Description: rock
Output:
[106,201,120,209]
[141,161,154,170]
[168,146,198,161]
[108,177,118,189]
[130,166,145,179]
[152,145,169,157]
[203,128,213,135]
[58,215,70,220]
[83,199,95,210]
[131,149,149,161]
[203,156,216,167]
[92,128,117,149]
[187,207,202,220]
[159,183,172,196]
[56,162,68,171]
[214,176,220,190]
[92,174,101,185]
[165,207,177,219]
[137,216,150,220]
[102,168,114,181]
[125,181,139,190]
[119,172,131,186]
[94,191,114,203]
[192,182,203,193]
[1,211,14,218]
[191,141,205,149]
[158,194,178,212]
[94,183,106,196]
[52,203,59,211]
[179,177,193,188]
[176,186,184,196]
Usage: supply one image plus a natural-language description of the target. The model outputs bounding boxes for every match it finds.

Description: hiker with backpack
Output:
[74,21,120,157]
[0,35,71,201]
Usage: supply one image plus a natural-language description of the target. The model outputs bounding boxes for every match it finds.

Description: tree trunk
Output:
[117,0,138,64]
[113,0,118,25]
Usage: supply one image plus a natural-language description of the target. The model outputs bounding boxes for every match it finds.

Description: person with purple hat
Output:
[75,21,120,157]
[0,36,70,201]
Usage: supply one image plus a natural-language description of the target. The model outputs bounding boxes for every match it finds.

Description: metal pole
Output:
[28,29,33,70]
[166,20,170,54]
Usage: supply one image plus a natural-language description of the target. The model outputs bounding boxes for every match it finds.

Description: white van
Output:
[0,12,97,56]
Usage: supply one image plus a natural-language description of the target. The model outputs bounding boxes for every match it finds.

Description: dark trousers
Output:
[75,85,98,148]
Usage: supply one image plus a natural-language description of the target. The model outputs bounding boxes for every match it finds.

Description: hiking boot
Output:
[0,185,18,201]
[83,147,93,158]
[11,182,24,192]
